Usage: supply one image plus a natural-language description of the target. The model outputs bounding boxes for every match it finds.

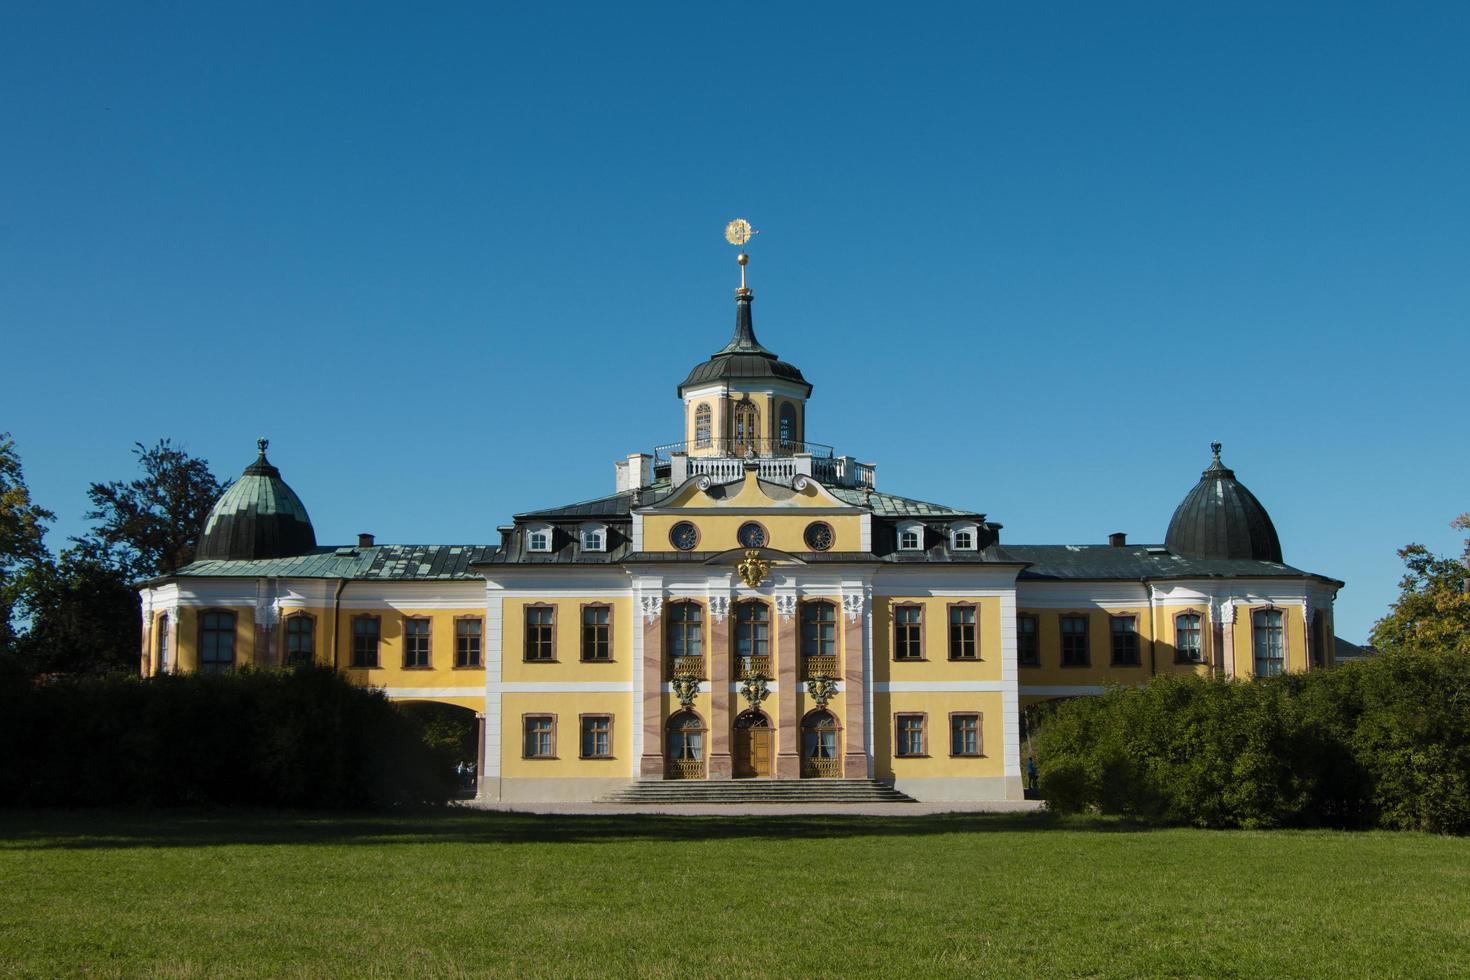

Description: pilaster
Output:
[708,592,733,778]
[639,595,666,777]
[841,590,868,777]
[775,589,799,778]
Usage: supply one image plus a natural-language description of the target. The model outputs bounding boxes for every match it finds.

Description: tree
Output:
[79,440,226,581]
[15,548,140,676]
[0,432,55,652]
[1369,514,1470,658]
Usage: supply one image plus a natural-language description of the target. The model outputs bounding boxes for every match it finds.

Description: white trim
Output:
[578,523,607,553]
[382,687,488,699]
[525,523,552,553]
[484,592,503,780]
[492,681,635,694]
[897,520,924,551]
[950,521,979,552]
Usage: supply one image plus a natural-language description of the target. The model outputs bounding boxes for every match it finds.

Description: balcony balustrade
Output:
[801,757,840,779]
[669,656,705,680]
[651,439,876,490]
[736,655,772,680]
[802,655,839,680]
[667,758,706,780]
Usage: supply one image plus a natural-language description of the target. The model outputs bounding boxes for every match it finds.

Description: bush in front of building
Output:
[1036,653,1470,834]
[0,666,456,808]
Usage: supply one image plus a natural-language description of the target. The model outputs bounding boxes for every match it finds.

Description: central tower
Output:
[676,220,813,457]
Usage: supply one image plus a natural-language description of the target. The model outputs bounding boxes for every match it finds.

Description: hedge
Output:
[0,666,457,808]
[1034,651,1470,833]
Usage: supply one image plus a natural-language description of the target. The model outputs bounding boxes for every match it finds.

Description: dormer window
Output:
[580,524,607,553]
[951,522,978,551]
[898,521,924,551]
[526,524,553,553]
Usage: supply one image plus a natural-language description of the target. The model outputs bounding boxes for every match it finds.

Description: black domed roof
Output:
[196,439,317,561]
[1165,443,1282,562]
[678,287,811,396]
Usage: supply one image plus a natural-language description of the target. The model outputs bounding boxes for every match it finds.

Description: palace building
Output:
[137,245,1344,803]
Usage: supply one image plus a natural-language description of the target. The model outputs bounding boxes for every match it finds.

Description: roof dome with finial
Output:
[677,250,812,396]
[195,439,317,561]
[1164,442,1283,563]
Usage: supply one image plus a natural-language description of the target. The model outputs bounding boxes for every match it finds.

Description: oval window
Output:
[737,522,767,548]
[804,521,834,552]
[670,521,699,551]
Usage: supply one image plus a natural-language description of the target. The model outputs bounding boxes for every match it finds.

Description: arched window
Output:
[199,611,236,674]
[1252,609,1284,677]
[667,601,703,678]
[695,403,712,448]
[734,602,770,679]
[666,710,706,779]
[779,402,798,449]
[733,400,760,455]
[734,708,771,729]
[284,614,315,667]
[801,709,841,778]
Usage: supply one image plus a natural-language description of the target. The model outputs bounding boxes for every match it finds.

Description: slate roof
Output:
[827,487,979,517]
[161,544,498,582]
[1006,545,1340,584]
[678,289,812,396]
[1164,445,1283,562]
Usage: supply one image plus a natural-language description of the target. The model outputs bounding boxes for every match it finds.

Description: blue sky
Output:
[2,3,1467,642]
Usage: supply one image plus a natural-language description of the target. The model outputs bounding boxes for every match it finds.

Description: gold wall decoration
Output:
[740,674,770,708]
[671,676,701,708]
[737,549,771,588]
[805,674,838,707]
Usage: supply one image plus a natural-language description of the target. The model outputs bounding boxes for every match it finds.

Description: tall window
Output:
[155,614,170,673]
[581,605,611,661]
[735,602,770,675]
[695,403,712,448]
[1110,615,1140,666]
[1060,615,1089,667]
[1175,613,1203,664]
[199,611,236,673]
[285,614,314,667]
[351,615,380,668]
[455,618,483,668]
[1017,614,1039,667]
[581,716,612,759]
[800,601,836,659]
[802,710,839,761]
[894,605,923,660]
[950,713,981,756]
[667,712,704,760]
[1311,612,1326,669]
[778,402,797,449]
[404,617,431,668]
[668,602,703,678]
[896,714,926,757]
[948,605,978,660]
[525,606,555,662]
[733,401,759,454]
[1253,609,1285,677]
[523,716,555,758]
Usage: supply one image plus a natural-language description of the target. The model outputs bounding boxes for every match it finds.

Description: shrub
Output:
[0,666,455,808]
[1036,654,1470,833]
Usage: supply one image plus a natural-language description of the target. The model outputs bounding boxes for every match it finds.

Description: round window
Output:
[804,521,835,552]
[737,522,767,548]
[670,521,700,551]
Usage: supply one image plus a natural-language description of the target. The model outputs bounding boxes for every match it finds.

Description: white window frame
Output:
[579,523,607,553]
[950,521,978,551]
[897,521,924,551]
[526,523,553,553]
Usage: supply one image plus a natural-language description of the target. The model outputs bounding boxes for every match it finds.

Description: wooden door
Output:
[750,730,772,777]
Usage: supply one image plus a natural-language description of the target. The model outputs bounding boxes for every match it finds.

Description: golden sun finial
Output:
[725,218,758,289]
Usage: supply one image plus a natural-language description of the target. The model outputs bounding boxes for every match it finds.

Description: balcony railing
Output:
[670,656,705,680]
[736,655,772,680]
[801,757,840,779]
[667,758,706,780]
[802,655,839,680]
[654,438,834,464]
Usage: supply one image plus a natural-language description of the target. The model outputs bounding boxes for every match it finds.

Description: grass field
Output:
[1,809,1467,978]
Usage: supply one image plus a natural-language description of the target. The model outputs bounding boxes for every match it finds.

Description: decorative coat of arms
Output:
[805,674,838,707]
[737,549,771,588]
[671,676,701,708]
[739,674,770,708]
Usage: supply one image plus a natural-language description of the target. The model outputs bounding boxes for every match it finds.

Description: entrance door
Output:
[733,710,773,778]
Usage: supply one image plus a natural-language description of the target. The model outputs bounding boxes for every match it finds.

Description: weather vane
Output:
[725,218,759,289]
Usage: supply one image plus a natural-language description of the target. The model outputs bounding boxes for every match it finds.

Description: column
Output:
[639,596,666,777]
[842,593,868,778]
[775,593,800,779]
[474,713,486,798]
[708,596,732,778]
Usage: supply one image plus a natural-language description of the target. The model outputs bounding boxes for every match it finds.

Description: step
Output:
[601,778,915,804]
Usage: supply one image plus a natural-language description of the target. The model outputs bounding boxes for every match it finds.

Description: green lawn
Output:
[1,809,1467,978]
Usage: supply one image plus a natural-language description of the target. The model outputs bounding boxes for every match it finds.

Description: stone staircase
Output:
[602,778,915,804]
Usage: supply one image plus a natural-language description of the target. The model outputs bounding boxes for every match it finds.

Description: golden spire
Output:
[725,217,757,291]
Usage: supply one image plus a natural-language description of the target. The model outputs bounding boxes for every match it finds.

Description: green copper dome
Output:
[1164,443,1282,563]
[678,288,811,396]
[196,439,317,561]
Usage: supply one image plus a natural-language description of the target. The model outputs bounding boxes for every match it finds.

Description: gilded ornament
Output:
[737,549,771,588]
[805,673,837,707]
[740,674,770,708]
[672,676,701,708]
[724,218,753,245]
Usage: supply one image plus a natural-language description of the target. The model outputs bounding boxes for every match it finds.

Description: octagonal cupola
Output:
[195,439,317,561]
[1164,442,1283,562]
